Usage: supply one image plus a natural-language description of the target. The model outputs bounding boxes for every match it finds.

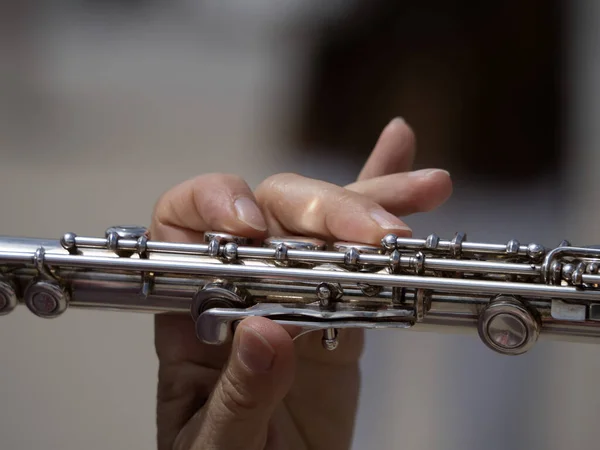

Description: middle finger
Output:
[255,172,412,244]
[255,171,452,244]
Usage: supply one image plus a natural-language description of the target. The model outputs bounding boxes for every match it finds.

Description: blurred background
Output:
[1,1,599,449]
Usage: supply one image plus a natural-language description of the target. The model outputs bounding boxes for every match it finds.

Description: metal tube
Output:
[2,228,600,356]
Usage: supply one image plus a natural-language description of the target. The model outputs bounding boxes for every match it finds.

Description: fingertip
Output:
[379,116,415,153]
[408,168,451,181]
[235,317,296,369]
[368,209,413,237]
[324,206,412,246]
[238,316,293,345]
[385,116,406,130]
[186,317,296,448]
[233,196,269,233]
[359,117,416,181]
[410,168,454,212]
[432,169,453,200]
[150,173,274,245]
[428,168,453,188]
[347,167,454,218]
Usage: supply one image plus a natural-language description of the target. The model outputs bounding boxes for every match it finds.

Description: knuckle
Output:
[151,172,255,233]
[191,172,247,188]
[255,172,302,198]
[151,185,176,219]
[157,362,216,407]
[157,365,188,404]
[156,364,217,449]
[334,190,358,206]
[150,191,180,238]
[333,190,369,213]
[217,368,260,417]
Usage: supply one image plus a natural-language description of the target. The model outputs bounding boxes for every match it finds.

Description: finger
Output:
[255,173,413,245]
[345,168,453,216]
[357,117,416,181]
[151,175,275,450]
[156,358,221,450]
[151,173,268,243]
[175,317,296,450]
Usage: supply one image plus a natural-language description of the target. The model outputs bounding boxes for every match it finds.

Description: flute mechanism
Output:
[1,225,600,356]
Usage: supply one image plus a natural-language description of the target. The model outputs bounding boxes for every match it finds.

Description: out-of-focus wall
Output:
[0,2,599,450]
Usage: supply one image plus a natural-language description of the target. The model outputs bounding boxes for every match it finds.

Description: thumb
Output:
[175,317,296,450]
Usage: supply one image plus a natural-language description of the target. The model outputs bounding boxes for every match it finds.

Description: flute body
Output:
[1,225,600,355]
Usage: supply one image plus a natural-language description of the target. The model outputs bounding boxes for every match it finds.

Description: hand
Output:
[150,118,453,450]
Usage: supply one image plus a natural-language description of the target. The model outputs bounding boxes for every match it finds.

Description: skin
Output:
[150,118,453,450]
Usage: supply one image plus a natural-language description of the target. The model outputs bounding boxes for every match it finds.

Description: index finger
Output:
[151,173,268,243]
[255,172,413,245]
[254,170,452,245]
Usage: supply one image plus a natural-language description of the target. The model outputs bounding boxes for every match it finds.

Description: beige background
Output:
[1,2,600,449]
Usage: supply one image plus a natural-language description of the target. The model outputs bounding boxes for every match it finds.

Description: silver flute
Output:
[2,225,600,356]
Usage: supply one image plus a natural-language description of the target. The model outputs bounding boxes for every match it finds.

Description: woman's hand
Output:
[150,118,452,450]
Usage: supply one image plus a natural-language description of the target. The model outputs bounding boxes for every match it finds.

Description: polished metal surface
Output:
[191,280,248,319]
[264,235,327,267]
[23,280,70,319]
[264,236,327,251]
[477,296,540,355]
[105,225,149,257]
[2,226,600,355]
[488,314,527,348]
[332,241,382,254]
[204,231,250,246]
[322,328,339,351]
[105,225,148,240]
[0,280,17,316]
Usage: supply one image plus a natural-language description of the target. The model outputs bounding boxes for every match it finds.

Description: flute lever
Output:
[195,304,414,349]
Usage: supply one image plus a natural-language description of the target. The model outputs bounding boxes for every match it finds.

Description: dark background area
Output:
[292,0,564,183]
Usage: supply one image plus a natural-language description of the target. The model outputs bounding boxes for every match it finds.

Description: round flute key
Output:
[264,236,326,266]
[204,231,250,246]
[477,295,540,355]
[105,225,148,239]
[0,281,18,316]
[191,281,247,321]
[105,225,148,257]
[333,242,382,254]
[487,314,527,349]
[264,236,326,251]
[24,280,69,318]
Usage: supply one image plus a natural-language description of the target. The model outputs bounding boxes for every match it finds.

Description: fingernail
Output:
[237,327,275,373]
[387,117,406,128]
[370,209,412,231]
[234,197,267,231]
[409,168,450,178]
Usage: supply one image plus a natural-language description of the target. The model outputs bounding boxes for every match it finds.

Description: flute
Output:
[1,225,599,356]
